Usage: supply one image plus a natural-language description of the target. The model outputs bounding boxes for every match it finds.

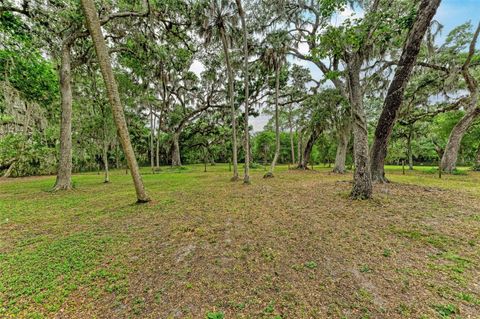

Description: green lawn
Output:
[1,165,479,318]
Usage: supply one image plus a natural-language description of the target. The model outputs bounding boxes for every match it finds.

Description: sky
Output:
[190,0,480,132]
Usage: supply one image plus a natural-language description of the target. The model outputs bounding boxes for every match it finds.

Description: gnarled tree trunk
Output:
[171,132,182,167]
[370,0,441,183]
[441,108,480,172]
[297,127,320,170]
[441,22,480,173]
[53,42,74,191]
[333,123,350,174]
[81,0,150,203]
[347,57,372,199]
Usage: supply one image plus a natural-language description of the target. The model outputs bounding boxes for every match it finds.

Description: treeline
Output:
[1,0,480,201]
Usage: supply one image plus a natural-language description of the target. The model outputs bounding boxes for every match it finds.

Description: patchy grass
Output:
[0,164,479,318]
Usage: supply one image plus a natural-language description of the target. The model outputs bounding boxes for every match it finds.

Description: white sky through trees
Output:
[187,0,478,132]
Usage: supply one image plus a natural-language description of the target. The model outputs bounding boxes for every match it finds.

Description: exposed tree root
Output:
[371,174,390,184]
[263,172,274,178]
[52,183,73,191]
[332,167,346,174]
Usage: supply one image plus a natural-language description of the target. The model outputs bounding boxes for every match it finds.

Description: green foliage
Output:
[0,13,58,108]
[382,249,392,257]
[359,265,372,273]
[0,133,57,177]
[304,261,318,269]
[432,304,459,318]
[206,311,224,319]
[252,131,298,164]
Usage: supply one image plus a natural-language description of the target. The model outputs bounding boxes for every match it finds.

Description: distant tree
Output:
[441,22,480,172]
[235,0,251,184]
[198,0,240,181]
[261,31,289,178]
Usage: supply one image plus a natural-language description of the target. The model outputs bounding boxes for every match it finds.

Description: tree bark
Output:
[220,27,239,181]
[441,108,480,172]
[235,0,250,184]
[333,123,350,174]
[370,0,441,182]
[347,57,372,199]
[171,132,182,167]
[81,0,150,203]
[53,42,74,191]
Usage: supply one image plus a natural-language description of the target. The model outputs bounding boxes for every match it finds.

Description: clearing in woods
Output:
[0,165,479,318]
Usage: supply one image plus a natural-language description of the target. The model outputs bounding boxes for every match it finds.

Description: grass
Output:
[0,164,479,318]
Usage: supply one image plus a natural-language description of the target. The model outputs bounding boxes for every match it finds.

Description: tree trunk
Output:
[150,105,155,173]
[2,160,16,179]
[235,0,250,184]
[171,132,182,167]
[115,142,120,169]
[333,123,350,174]
[474,143,480,170]
[156,111,163,169]
[289,105,295,165]
[297,127,303,166]
[297,128,320,170]
[81,0,150,203]
[156,131,160,168]
[348,58,372,199]
[53,42,74,191]
[407,125,414,170]
[102,139,110,183]
[267,64,281,177]
[102,110,110,183]
[370,0,441,183]
[220,27,239,181]
[441,108,480,172]
[441,22,480,173]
